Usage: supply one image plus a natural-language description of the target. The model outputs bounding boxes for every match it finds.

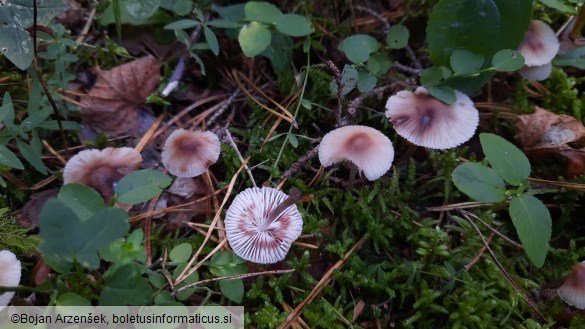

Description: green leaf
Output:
[58,184,104,222]
[238,22,272,57]
[39,200,130,269]
[164,19,200,30]
[207,19,242,29]
[427,86,456,104]
[115,169,172,205]
[159,0,192,15]
[208,251,247,277]
[480,133,531,185]
[38,120,82,131]
[421,66,452,86]
[170,243,192,263]
[0,92,15,127]
[204,25,220,55]
[0,144,23,170]
[56,292,91,306]
[538,0,578,13]
[212,4,246,22]
[329,65,358,96]
[492,49,525,71]
[426,0,532,66]
[288,133,299,148]
[338,34,380,63]
[220,279,244,303]
[275,14,313,37]
[452,162,506,202]
[100,263,152,305]
[261,31,293,72]
[366,54,392,76]
[509,195,552,267]
[16,138,48,175]
[357,71,377,92]
[443,70,496,95]
[386,24,409,49]
[244,1,283,24]
[125,0,160,20]
[450,49,484,75]
[554,57,585,69]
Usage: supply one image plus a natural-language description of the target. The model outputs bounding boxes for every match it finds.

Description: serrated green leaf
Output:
[509,195,551,267]
[220,279,244,303]
[170,243,192,263]
[480,133,531,185]
[58,184,104,222]
[0,144,23,170]
[115,169,172,205]
[492,49,525,71]
[238,22,271,57]
[386,24,409,49]
[450,49,484,75]
[427,86,456,104]
[275,14,313,37]
[452,162,506,202]
[244,1,282,24]
[338,34,380,64]
[426,0,532,66]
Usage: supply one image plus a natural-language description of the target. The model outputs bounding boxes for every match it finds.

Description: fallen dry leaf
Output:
[516,106,585,177]
[78,56,161,138]
[17,188,60,229]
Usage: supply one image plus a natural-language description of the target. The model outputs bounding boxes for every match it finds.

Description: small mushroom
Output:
[225,186,303,264]
[519,20,560,67]
[518,62,553,81]
[318,125,394,181]
[161,129,221,178]
[0,250,21,310]
[558,261,585,309]
[63,147,142,204]
[385,87,479,149]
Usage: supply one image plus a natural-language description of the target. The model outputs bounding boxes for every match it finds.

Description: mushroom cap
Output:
[318,125,394,181]
[518,62,553,81]
[225,187,303,264]
[0,250,21,310]
[385,87,479,149]
[519,20,560,67]
[161,129,221,178]
[63,147,142,203]
[559,261,585,309]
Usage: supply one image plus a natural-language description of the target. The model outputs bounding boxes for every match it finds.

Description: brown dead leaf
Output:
[78,56,161,138]
[560,148,585,179]
[17,188,60,229]
[515,106,579,150]
[353,300,366,321]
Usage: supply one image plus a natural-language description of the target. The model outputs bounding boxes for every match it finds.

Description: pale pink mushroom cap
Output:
[225,187,303,264]
[161,129,221,178]
[318,125,394,181]
[385,87,479,149]
[518,62,553,81]
[559,261,585,309]
[519,20,560,67]
[0,250,21,310]
[63,147,142,203]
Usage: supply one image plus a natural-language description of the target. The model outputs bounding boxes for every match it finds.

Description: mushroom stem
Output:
[264,187,302,226]
[347,163,357,190]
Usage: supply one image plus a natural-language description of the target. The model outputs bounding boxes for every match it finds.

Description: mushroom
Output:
[0,250,21,310]
[558,261,585,309]
[518,62,553,81]
[318,125,394,181]
[519,20,560,67]
[225,186,303,264]
[63,147,142,204]
[161,129,221,178]
[385,87,479,149]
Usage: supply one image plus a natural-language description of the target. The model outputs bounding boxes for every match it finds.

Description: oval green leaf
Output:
[427,86,456,105]
[58,184,104,222]
[275,14,313,37]
[338,34,380,64]
[420,66,452,86]
[170,243,192,263]
[479,133,531,185]
[244,1,282,24]
[204,25,220,55]
[220,279,244,303]
[492,49,525,72]
[115,169,172,205]
[509,195,551,267]
[450,49,484,75]
[452,162,506,202]
[238,22,272,57]
[386,24,409,49]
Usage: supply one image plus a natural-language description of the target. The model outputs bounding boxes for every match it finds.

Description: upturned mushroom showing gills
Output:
[558,261,585,309]
[0,250,21,311]
[63,147,142,204]
[161,129,221,178]
[318,125,394,181]
[225,187,303,264]
[385,87,479,150]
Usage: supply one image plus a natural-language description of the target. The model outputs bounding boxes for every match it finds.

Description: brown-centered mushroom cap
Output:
[385,87,479,150]
[559,261,585,309]
[318,125,394,181]
[161,129,221,178]
[519,20,560,67]
[63,147,142,204]
[0,250,21,310]
[225,187,303,264]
